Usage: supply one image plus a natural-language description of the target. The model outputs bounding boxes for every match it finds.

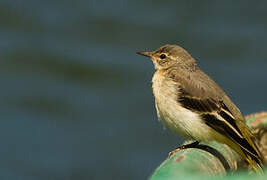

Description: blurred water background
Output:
[0,0,266,179]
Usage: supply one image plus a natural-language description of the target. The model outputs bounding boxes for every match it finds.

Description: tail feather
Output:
[221,134,263,173]
[243,150,264,174]
[231,120,263,173]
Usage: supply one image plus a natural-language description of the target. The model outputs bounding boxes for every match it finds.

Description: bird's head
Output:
[137,44,196,70]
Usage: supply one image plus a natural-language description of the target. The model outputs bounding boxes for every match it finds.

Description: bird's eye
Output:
[160,54,166,59]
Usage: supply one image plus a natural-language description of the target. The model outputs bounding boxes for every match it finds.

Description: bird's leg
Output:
[168,141,199,158]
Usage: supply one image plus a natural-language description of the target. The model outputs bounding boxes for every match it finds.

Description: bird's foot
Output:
[168,141,199,158]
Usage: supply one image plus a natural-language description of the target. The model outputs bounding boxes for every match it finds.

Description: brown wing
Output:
[167,67,244,121]
[166,67,263,164]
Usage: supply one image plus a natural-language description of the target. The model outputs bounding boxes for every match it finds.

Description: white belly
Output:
[152,71,216,141]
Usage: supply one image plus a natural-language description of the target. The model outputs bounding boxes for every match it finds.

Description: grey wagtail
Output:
[137,44,263,173]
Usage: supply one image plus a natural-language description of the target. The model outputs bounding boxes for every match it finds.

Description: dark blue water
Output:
[0,1,266,179]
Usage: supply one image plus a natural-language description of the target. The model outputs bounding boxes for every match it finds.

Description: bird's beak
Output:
[136,51,153,58]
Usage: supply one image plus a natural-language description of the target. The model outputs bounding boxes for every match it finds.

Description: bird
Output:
[137,44,263,173]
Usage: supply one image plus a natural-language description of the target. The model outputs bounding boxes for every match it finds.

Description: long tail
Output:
[227,136,264,173]
[240,146,263,174]
[235,121,264,173]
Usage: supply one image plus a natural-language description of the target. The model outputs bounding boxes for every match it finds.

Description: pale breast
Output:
[152,71,213,140]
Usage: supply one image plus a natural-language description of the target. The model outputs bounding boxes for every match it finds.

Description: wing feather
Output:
[166,68,262,164]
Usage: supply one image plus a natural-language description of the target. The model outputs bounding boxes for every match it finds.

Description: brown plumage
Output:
[166,67,263,171]
[137,44,263,172]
